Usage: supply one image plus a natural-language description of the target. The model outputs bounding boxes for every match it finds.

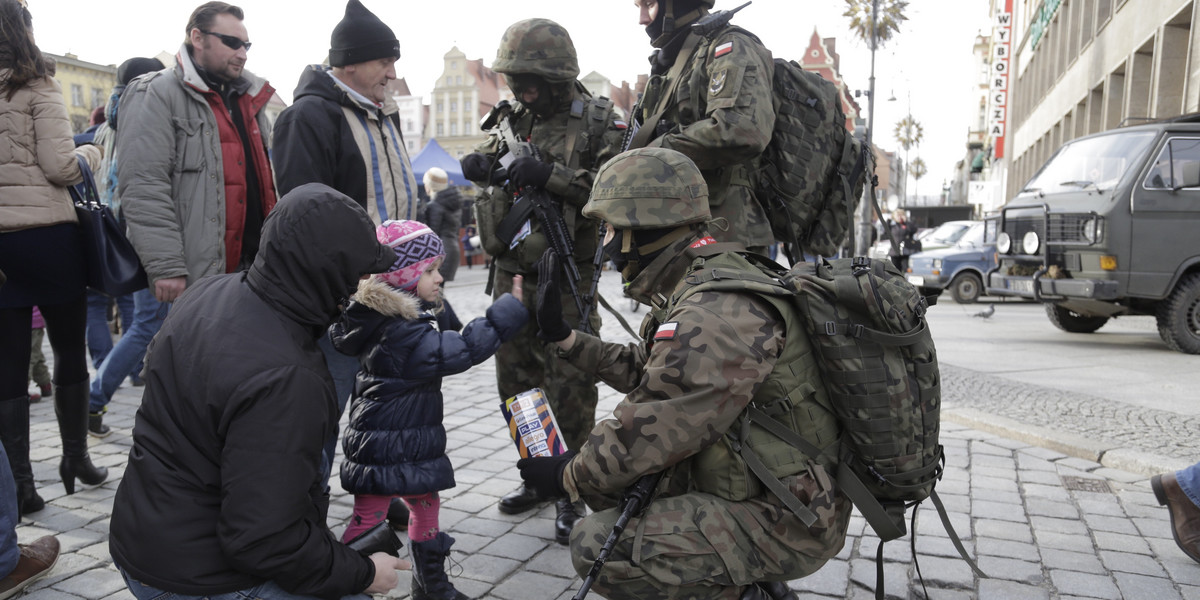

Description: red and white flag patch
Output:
[654,322,679,341]
[713,41,733,58]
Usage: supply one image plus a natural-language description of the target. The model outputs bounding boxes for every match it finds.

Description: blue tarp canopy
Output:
[411,138,470,186]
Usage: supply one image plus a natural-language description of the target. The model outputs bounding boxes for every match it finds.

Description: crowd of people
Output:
[5,0,1200,599]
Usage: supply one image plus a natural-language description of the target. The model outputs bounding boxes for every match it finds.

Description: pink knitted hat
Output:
[375,220,445,291]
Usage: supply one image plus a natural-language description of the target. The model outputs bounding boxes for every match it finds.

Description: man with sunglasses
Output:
[117,1,277,310]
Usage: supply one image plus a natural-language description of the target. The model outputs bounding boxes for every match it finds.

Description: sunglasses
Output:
[200,29,252,51]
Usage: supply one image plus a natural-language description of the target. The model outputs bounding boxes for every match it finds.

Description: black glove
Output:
[517,449,577,499]
[535,251,572,343]
[509,156,553,189]
[460,152,491,182]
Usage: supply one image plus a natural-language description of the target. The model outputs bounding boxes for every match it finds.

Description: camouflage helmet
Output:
[584,148,710,229]
[492,19,579,83]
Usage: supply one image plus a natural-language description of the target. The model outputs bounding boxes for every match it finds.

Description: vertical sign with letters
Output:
[989,0,1013,159]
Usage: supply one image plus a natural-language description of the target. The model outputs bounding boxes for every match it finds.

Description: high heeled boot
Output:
[409,532,467,600]
[53,380,108,494]
[0,395,44,514]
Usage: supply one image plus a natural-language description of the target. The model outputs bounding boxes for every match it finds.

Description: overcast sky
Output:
[29,0,992,199]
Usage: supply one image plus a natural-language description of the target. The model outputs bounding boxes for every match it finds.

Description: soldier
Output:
[517,148,851,600]
[625,0,776,253]
[458,18,626,544]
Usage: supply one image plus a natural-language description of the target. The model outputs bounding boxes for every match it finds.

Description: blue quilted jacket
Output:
[329,276,528,496]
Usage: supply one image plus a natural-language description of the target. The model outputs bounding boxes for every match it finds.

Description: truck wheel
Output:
[1045,304,1109,333]
[1156,272,1200,354]
[949,273,982,304]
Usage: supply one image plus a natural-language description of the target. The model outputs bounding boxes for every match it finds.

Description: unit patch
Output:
[713,41,733,58]
[709,70,728,95]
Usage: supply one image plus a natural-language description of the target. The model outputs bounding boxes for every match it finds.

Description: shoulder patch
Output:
[713,41,734,58]
[709,70,728,95]
[653,321,679,341]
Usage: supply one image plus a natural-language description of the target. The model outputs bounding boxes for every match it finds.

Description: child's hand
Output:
[512,275,524,303]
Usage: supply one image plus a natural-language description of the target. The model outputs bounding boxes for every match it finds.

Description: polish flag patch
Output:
[713,41,733,58]
[654,322,679,341]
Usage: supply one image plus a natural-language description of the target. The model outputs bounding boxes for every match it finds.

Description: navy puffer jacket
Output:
[330,277,527,496]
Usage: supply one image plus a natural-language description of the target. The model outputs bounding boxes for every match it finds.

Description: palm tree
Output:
[894,114,923,202]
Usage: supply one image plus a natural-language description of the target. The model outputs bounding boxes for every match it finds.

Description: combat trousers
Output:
[569,492,849,600]
[492,265,599,451]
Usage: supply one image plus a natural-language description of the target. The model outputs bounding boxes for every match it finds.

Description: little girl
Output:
[331,220,527,600]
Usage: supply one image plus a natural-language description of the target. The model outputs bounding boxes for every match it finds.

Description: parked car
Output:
[985,115,1200,353]
[869,219,976,260]
[906,221,996,303]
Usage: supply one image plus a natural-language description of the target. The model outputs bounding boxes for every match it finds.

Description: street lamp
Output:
[853,0,881,258]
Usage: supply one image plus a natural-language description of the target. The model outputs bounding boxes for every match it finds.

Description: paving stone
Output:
[1035,531,1096,553]
[975,519,1033,543]
[1098,550,1168,577]
[1030,516,1089,536]
[977,579,1051,600]
[793,559,849,596]
[1082,513,1140,535]
[971,499,1028,523]
[1047,570,1120,600]
[489,569,573,600]
[976,555,1044,584]
[1093,530,1152,555]
[1113,571,1183,600]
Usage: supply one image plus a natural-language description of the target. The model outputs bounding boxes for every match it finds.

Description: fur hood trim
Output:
[353,275,422,320]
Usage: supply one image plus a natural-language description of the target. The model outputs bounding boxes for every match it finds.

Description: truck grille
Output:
[1002,214,1099,245]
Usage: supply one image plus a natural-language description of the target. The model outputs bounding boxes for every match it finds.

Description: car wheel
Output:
[1156,272,1200,354]
[949,272,982,304]
[1045,304,1109,333]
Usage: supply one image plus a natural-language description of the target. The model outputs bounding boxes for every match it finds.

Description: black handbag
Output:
[69,155,148,296]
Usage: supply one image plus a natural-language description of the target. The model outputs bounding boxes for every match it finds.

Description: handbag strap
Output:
[71,154,101,207]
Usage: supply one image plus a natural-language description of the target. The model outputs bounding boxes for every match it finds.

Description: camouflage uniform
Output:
[468,19,626,451]
[555,148,849,600]
[627,1,776,251]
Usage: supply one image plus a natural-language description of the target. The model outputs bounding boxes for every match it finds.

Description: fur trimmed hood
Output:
[353,275,422,320]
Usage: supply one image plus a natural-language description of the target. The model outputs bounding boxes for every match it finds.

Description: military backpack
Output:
[678,250,983,598]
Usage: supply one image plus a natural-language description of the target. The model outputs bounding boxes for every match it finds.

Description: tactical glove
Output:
[535,251,573,343]
[460,152,492,182]
[509,156,553,189]
[517,449,577,499]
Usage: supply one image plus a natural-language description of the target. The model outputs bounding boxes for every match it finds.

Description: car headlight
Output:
[997,232,1012,254]
[931,259,943,271]
[1081,218,1101,243]
[1022,231,1041,254]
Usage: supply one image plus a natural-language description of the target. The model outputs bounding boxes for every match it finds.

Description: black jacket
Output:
[426,187,462,240]
[110,184,395,599]
[271,65,415,221]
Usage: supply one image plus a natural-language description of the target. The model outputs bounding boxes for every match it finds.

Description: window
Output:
[437,123,444,136]
[450,123,457,136]
[71,84,83,107]
[456,76,462,85]
[450,101,457,112]
[451,61,457,69]
[436,101,443,112]
[91,88,104,109]
[446,76,453,86]
[1144,138,1200,190]
[406,119,414,131]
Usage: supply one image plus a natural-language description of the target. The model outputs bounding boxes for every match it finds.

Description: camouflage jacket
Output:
[471,85,626,275]
[632,25,776,247]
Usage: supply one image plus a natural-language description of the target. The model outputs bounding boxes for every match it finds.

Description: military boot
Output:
[554,498,585,546]
[0,395,45,514]
[739,581,798,600]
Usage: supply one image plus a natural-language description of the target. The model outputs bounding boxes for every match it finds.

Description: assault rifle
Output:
[572,470,665,600]
[480,101,591,331]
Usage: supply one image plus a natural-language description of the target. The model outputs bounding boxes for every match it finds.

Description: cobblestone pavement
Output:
[15,265,1200,599]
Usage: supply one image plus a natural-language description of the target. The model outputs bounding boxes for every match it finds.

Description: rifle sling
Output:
[495,196,535,248]
[629,32,703,150]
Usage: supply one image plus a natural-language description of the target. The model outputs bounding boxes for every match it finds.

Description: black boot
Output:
[739,581,798,600]
[53,380,108,494]
[387,497,410,530]
[346,521,403,557]
[498,484,543,515]
[554,499,585,546]
[0,396,44,514]
[410,532,468,600]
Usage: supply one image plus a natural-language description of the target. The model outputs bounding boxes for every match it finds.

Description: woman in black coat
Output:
[423,168,462,282]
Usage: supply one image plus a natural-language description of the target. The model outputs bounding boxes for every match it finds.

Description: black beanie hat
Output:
[117,57,165,86]
[329,0,400,67]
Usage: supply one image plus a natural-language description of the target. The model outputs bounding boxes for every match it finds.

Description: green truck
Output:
[986,116,1200,353]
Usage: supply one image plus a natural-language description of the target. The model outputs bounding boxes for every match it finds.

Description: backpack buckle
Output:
[849,324,864,338]
[824,321,838,336]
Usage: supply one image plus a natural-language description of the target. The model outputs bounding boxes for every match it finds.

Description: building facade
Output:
[45,52,116,133]
[1005,0,1200,202]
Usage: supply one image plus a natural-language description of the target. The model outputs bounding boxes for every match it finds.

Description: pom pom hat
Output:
[376,220,444,291]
